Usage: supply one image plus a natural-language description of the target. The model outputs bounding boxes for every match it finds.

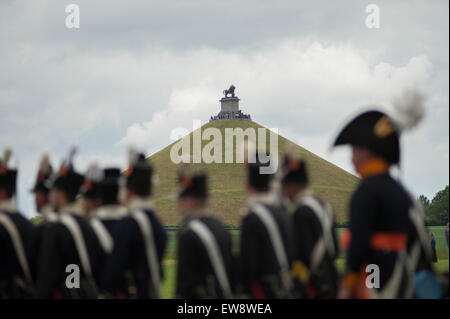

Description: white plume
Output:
[39,154,51,174]
[62,146,77,169]
[85,163,103,182]
[128,147,139,165]
[2,148,12,167]
[392,89,426,132]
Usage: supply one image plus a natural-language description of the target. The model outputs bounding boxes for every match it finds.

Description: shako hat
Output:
[125,149,152,197]
[52,147,84,202]
[177,164,207,199]
[280,150,308,186]
[80,163,103,200]
[31,154,53,194]
[100,168,121,205]
[0,148,17,197]
[246,150,273,191]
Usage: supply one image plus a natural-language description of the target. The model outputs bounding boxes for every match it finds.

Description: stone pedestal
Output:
[220,97,239,112]
[210,93,250,121]
[218,97,239,117]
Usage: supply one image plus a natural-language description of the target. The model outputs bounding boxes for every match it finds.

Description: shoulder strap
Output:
[250,203,292,292]
[59,214,92,276]
[301,195,335,270]
[188,219,232,298]
[131,210,160,298]
[407,194,433,265]
[0,212,32,284]
[46,212,59,223]
[90,217,114,254]
[369,251,409,299]
[251,203,289,270]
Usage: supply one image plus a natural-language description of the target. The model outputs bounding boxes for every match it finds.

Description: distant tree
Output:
[418,194,432,224]
[418,194,430,212]
[426,185,449,225]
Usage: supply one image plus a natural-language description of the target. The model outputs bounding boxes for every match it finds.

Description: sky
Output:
[0,0,448,217]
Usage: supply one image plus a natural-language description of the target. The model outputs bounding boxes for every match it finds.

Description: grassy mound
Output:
[148,119,359,226]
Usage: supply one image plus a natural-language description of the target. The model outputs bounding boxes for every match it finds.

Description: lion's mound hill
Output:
[148,119,359,226]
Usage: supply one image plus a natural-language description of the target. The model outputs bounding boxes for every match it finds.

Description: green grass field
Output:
[161,226,449,299]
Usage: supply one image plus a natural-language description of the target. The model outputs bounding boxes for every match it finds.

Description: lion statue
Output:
[223,85,236,98]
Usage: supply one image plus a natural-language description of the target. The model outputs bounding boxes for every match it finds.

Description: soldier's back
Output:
[347,174,413,298]
[102,208,166,298]
[36,214,103,299]
[176,216,233,298]
[291,194,339,298]
[240,202,295,298]
[0,210,36,298]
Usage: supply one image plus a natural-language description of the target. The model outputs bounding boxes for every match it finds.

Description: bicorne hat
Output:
[333,110,400,164]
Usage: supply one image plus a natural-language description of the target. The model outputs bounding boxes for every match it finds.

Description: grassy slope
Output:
[148,119,359,226]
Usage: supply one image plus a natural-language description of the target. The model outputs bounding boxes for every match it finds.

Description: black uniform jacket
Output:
[176,214,234,299]
[101,202,167,299]
[239,194,296,299]
[91,204,128,297]
[0,201,37,298]
[289,192,339,298]
[345,172,415,298]
[31,206,58,282]
[36,205,105,299]
[94,205,128,236]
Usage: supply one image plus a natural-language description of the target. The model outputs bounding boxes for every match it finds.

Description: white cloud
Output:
[117,40,434,166]
[118,85,217,154]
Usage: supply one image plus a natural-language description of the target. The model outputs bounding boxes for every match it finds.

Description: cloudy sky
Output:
[0,0,448,217]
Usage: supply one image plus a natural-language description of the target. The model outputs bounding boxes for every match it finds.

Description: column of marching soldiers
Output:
[0,104,445,299]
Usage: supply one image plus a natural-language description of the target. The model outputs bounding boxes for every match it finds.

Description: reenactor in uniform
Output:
[31,154,57,221]
[101,151,167,298]
[333,90,436,299]
[91,167,128,297]
[36,148,105,298]
[280,152,339,298]
[175,166,234,298]
[30,154,59,283]
[0,148,36,298]
[238,151,296,298]
[80,164,102,217]
[79,163,115,296]
[94,168,128,234]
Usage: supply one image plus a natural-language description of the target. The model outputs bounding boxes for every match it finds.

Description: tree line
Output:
[419,185,449,226]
